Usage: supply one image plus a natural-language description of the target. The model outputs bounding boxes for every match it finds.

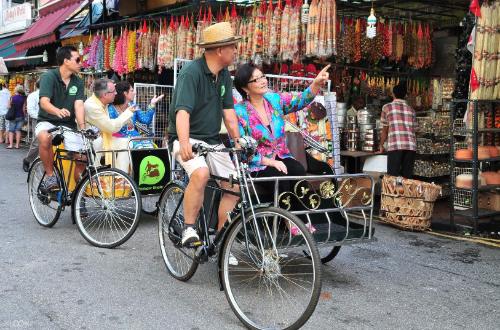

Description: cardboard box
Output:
[478,192,500,211]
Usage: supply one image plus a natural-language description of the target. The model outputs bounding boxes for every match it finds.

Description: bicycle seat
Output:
[51,134,64,146]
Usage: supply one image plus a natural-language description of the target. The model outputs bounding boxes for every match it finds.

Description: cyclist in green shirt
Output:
[168,22,242,246]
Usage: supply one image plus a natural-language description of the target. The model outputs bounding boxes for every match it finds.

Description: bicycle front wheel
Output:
[221,207,322,330]
[28,159,62,227]
[72,168,141,248]
[158,182,198,281]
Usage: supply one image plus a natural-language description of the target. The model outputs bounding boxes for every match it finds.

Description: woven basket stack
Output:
[381,175,442,231]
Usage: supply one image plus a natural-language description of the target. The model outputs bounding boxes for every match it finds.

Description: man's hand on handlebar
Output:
[56,108,71,119]
[179,141,194,162]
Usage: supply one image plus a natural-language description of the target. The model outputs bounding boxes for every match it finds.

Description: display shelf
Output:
[453,156,500,163]
[450,99,500,232]
[454,185,500,193]
[454,208,500,219]
[414,174,450,179]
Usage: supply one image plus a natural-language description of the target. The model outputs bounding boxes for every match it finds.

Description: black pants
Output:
[387,150,416,178]
[251,157,307,194]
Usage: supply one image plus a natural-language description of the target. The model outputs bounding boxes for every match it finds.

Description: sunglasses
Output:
[70,57,81,64]
[248,75,266,84]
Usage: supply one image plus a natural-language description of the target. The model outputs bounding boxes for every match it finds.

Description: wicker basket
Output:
[380,176,442,231]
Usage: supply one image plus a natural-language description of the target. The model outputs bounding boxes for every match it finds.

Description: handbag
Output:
[5,98,16,121]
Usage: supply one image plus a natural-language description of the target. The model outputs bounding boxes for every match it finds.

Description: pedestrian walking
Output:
[0,79,10,144]
[6,85,26,149]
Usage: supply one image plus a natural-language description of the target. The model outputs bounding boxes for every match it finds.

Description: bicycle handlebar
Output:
[191,137,258,156]
[47,126,99,141]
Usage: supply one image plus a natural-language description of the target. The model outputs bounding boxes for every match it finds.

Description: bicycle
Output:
[27,126,142,248]
[158,139,322,330]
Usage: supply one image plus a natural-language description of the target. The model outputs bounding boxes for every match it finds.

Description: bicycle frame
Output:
[169,147,271,267]
[35,127,110,208]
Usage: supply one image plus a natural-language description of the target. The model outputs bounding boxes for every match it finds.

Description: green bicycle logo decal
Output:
[139,155,165,186]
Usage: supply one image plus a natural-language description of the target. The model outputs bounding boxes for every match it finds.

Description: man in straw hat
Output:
[168,22,242,248]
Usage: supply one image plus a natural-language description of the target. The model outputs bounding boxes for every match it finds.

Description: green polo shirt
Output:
[38,68,85,129]
[168,56,234,145]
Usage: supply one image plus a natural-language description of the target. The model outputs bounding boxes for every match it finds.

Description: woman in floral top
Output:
[108,81,164,171]
[234,64,330,233]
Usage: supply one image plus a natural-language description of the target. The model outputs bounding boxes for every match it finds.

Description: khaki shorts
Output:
[35,121,84,152]
[172,138,236,179]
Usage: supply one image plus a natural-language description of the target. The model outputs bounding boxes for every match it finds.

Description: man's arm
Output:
[222,108,241,144]
[85,100,134,133]
[74,100,85,130]
[176,110,193,161]
[379,126,388,153]
[40,97,70,118]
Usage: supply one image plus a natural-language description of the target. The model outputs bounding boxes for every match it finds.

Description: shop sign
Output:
[131,148,170,195]
[38,0,62,10]
[1,3,32,34]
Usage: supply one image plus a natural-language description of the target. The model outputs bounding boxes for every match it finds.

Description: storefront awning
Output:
[0,35,28,60]
[14,1,85,52]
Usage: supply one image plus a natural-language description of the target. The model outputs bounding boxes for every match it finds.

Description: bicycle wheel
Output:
[28,159,62,227]
[221,206,322,330]
[158,182,198,281]
[72,168,141,248]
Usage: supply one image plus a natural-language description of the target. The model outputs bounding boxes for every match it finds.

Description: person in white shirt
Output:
[0,80,11,144]
[23,81,40,171]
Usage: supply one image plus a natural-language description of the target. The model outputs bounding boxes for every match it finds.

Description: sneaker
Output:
[229,253,239,266]
[181,226,199,246]
[42,175,59,192]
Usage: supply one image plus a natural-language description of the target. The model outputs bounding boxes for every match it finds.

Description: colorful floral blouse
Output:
[235,87,316,172]
[108,103,155,148]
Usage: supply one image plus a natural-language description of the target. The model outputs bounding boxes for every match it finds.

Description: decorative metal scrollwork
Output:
[277,177,373,211]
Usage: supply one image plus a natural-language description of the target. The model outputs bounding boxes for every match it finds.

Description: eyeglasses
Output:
[71,57,81,64]
[106,89,117,94]
[248,75,266,84]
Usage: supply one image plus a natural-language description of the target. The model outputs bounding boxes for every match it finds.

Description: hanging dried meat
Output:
[268,0,282,58]
[157,19,168,68]
[353,19,362,63]
[383,22,392,58]
[305,0,318,56]
[252,2,265,58]
[280,0,291,60]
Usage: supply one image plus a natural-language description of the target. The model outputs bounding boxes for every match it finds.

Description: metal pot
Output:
[357,107,374,125]
[336,102,347,117]
[359,124,375,133]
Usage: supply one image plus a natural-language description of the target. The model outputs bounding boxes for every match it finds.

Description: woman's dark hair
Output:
[234,63,258,100]
[113,81,132,105]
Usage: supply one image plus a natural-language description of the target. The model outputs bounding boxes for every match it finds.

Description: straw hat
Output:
[197,22,241,49]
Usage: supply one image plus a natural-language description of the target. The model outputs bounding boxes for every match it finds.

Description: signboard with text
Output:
[38,0,62,10]
[1,3,32,34]
[131,148,170,195]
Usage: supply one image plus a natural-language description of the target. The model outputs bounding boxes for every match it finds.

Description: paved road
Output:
[1,147,498,329]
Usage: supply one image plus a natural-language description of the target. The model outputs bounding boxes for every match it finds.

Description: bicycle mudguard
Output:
[26,157,41,183]
[157,180,187,205]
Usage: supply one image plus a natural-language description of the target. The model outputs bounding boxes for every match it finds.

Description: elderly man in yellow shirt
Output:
[84,78,138,171]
